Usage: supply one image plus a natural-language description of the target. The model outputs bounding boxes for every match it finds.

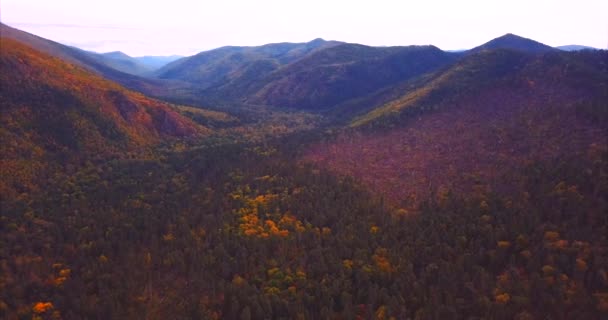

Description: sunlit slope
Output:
[0,38,208,197]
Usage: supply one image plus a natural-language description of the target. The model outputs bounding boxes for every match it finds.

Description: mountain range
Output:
[1,23,607,319]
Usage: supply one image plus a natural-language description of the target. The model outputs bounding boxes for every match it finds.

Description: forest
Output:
[1,24,607,319]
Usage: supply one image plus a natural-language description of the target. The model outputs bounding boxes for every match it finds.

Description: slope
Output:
[154,38,341,90]
[0,23,180,97]
[305,48,608,208]
[0,38,209,198]
[246,44,459,110]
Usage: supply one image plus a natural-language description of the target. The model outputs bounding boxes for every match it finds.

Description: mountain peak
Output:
[309,38,327,43]
[102,51,132,59]
[471,33,555,53]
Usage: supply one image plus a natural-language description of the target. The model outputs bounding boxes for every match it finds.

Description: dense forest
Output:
[2,135,607,319]
[1,24,607,319]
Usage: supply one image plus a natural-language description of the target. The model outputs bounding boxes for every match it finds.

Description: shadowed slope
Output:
[247,44,458,110]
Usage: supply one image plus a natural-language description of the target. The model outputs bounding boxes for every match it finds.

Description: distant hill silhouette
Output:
[470,33,556,53]
[556,45,598,51]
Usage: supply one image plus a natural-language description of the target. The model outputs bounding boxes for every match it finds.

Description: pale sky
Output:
[2,0,607,56]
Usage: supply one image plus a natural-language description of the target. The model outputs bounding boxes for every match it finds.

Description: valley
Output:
[1,23,607,319]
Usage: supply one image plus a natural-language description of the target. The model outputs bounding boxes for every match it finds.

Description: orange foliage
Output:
[544,231,559,242]
[576,259,588,272]
[343,260,354,269]
[232,275,246,287]
[497,241,511,249]
[235,193,301,238]
[372,248,394,273]
[542,265,556,275]
[594,293,608,312]
[495,293,510,304]
[33,302,54,314]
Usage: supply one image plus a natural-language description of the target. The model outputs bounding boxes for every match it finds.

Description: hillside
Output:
[155,41,459,111]
[305,49,608,207]
[0,23,182,97]
[154,39,341,89]
[0,38,209,198]
[246,44,459,110]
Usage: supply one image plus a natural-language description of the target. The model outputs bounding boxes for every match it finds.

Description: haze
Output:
[2,0,607,56]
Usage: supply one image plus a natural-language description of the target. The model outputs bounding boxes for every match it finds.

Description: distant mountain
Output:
[135,55,183,70]
[156,40,459,111]
[556,45,598,51]
[0,23,179,97]
[246,44,459,110]
[0,38,209,197]
[91,51,184,75]
[154,38,341,89]
[470,33,556,53]
[97,51,152,75]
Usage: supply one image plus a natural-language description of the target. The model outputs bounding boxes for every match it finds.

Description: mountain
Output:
[0,37,209,198]
[154,39,341,89]
[155,40,459,111]
[557,44,598,51]
[93,51,154,76]
[246,44,459,110]
[470,33,556,53]
[306,48,608,207]
[0,23,181,97]
[135,54,183,70]
[89,52,183,76]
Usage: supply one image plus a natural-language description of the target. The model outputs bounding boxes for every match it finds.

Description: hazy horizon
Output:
[2,0,607,56]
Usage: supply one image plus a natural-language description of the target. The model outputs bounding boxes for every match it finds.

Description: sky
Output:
[2,0,607,56]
